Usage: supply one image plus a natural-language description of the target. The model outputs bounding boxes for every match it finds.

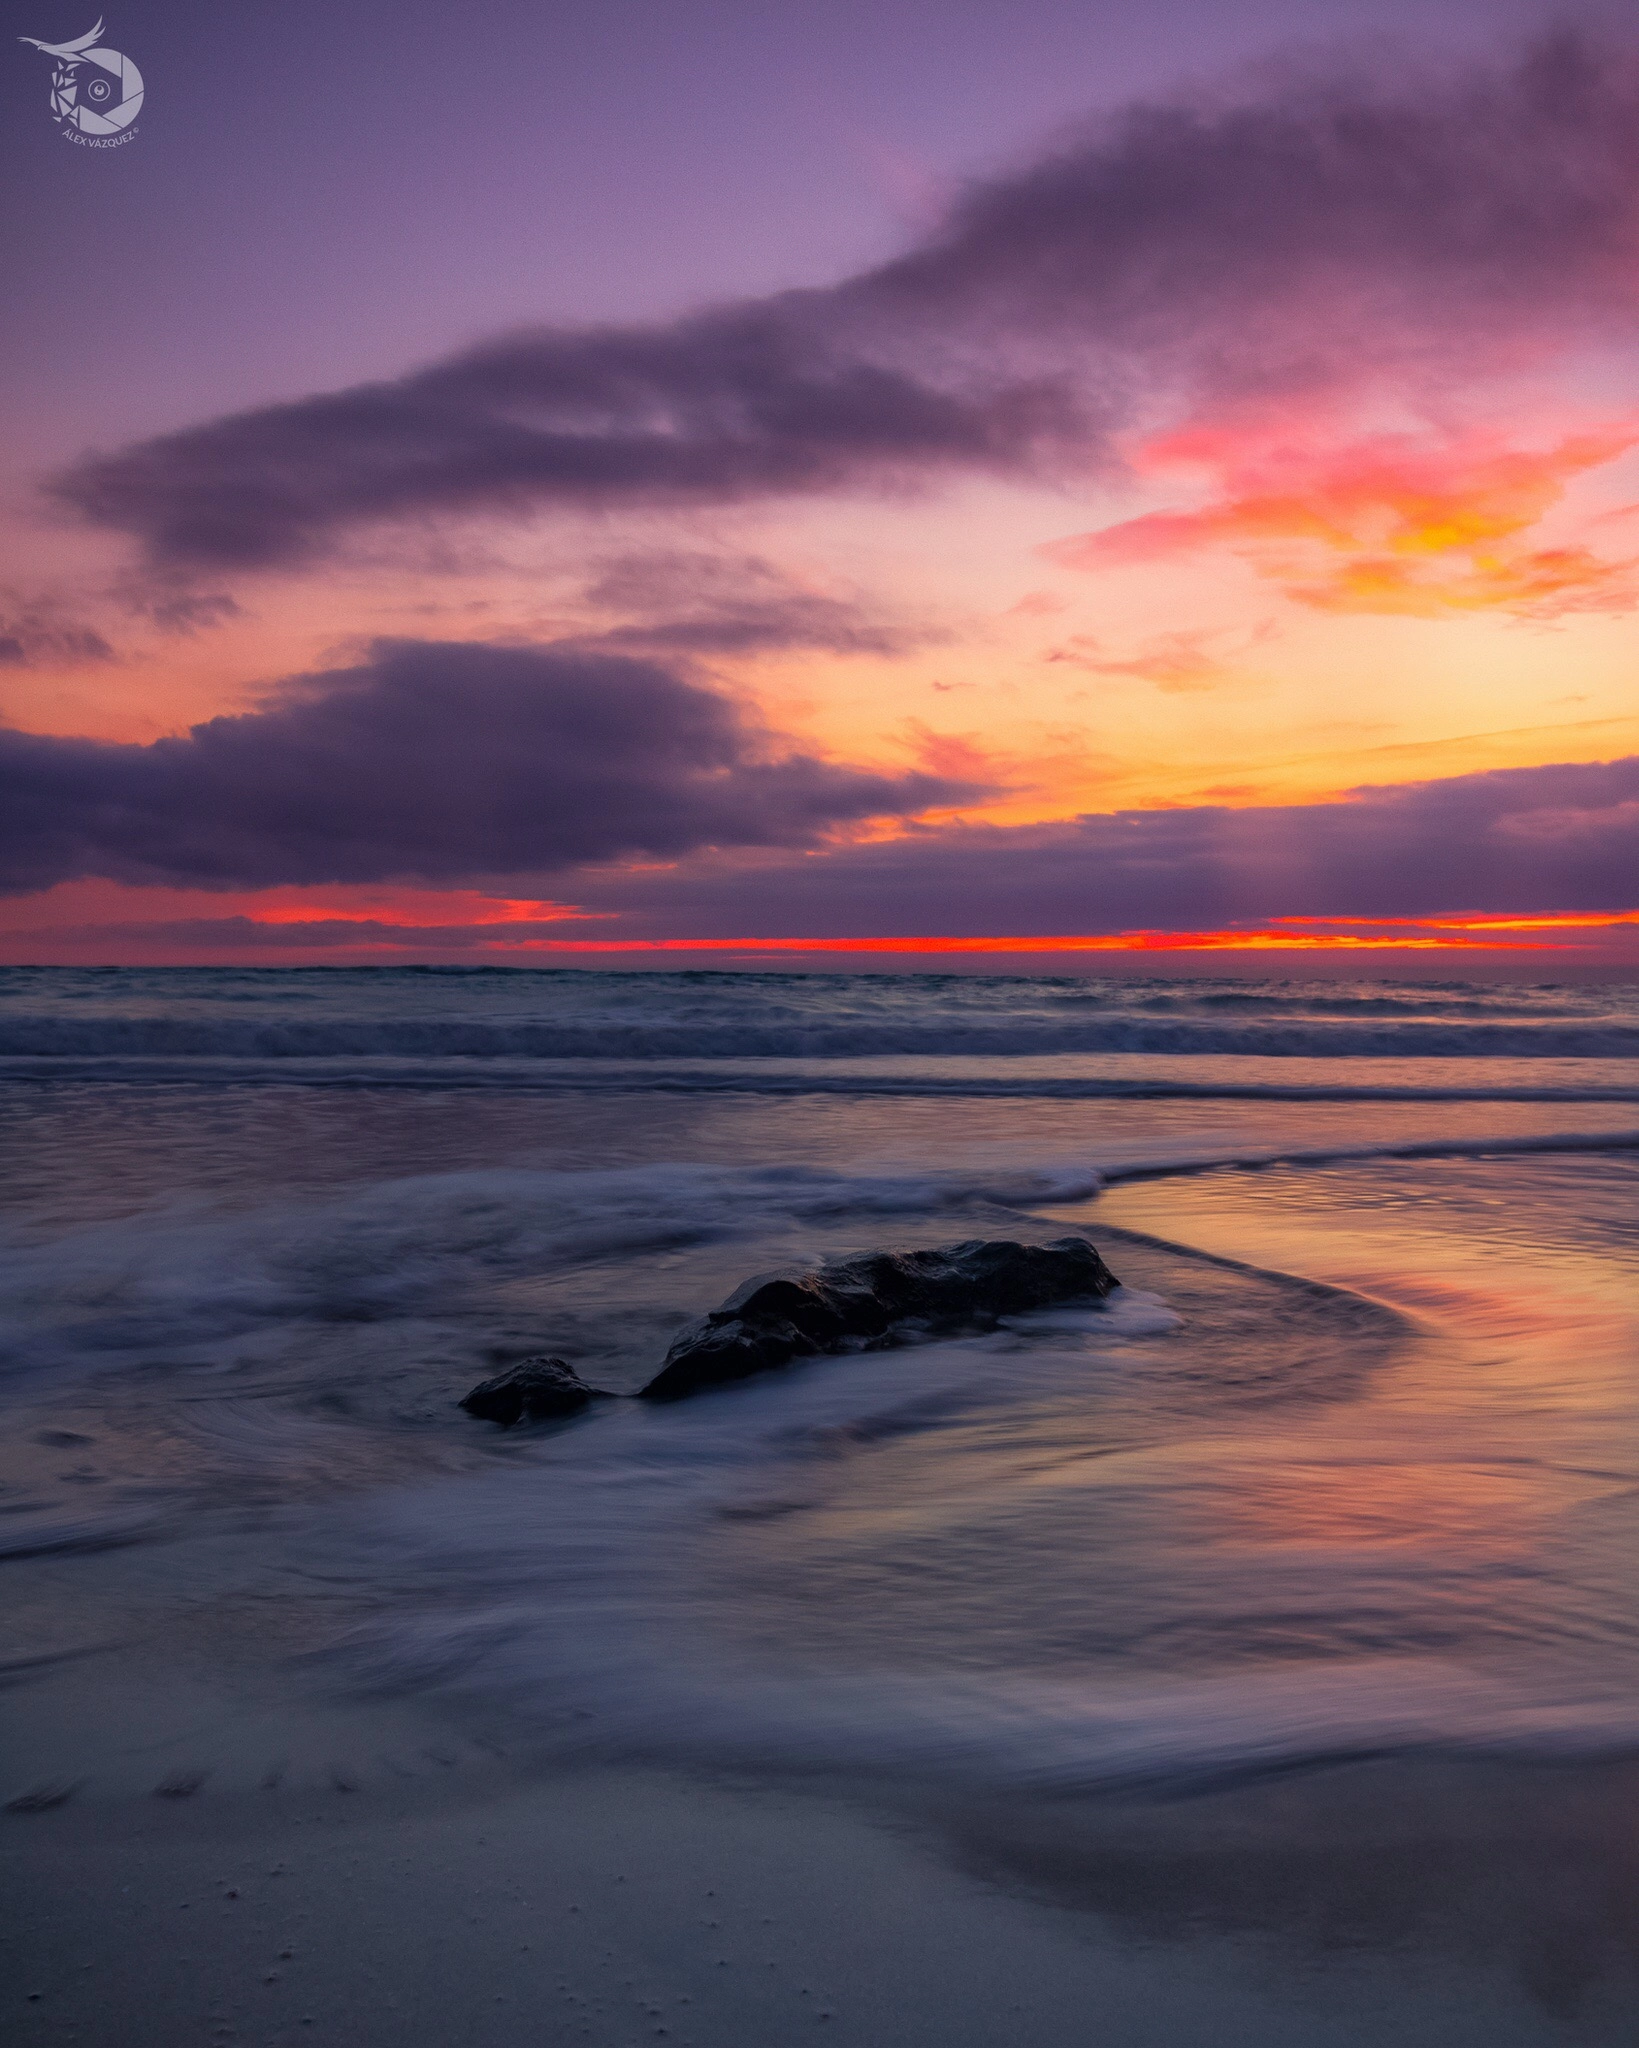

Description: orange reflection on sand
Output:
[1217,1457,1554,1553]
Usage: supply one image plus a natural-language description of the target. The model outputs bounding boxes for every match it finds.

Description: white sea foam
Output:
[6,1122,1638,1391]
[0,1159,1103,1383]
[310,1302,1639,1793]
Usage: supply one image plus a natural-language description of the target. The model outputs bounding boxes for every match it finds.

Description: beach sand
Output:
[7,1656,1639,2046]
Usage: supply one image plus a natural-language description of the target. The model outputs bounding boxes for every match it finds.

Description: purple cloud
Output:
[52,34,1639,571]
[0,640,975,894]
[577,551,933,658]
[0,598,115,670]
[56,313,1075,571]
[556,754,1639,933]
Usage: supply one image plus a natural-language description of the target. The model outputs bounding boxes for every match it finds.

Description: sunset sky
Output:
[3,0,1637,972]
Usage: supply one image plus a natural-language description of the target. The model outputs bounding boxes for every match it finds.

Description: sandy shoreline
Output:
[7,1656,1639,2048]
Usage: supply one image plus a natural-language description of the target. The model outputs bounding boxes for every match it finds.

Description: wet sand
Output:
[6,1657,1639,2048]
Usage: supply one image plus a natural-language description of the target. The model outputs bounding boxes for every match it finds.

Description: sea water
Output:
[2,967,1638,1808]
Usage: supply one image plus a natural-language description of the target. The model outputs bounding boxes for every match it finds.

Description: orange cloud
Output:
[1046,418,1639,618]
[1044,622,1277,693]
[252,889,591,928]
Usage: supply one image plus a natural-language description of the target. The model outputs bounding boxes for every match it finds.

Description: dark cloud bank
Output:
[0,641,968,893]
[3,633,1633,924]
[586,756,1639,934]
[52,35,1639,570]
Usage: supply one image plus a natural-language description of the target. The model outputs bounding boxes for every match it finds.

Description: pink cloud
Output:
[1045,417,1639,617]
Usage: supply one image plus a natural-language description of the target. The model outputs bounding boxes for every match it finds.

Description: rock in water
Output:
[460,1356,608,1425]
[638,1236,1118,1402]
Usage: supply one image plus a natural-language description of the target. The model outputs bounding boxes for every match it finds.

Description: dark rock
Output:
[638,1236,1118,1402]
[460,1356,608,1425]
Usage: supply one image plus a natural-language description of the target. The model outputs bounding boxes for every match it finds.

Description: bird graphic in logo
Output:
[19,17,144,136]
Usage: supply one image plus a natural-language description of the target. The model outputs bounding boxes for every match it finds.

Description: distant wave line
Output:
[4,1016,1639,1060]
[3,1054,1639,1105]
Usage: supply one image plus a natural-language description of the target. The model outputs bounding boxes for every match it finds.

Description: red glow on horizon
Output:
[212,909,1639,957]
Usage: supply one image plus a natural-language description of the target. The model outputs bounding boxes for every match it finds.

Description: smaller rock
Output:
[460,1357,608,1426]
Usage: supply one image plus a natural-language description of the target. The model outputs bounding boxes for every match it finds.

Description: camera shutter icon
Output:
[77,63,122,111]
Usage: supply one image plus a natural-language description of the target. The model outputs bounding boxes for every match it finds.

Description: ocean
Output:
[4,965,1639,1830]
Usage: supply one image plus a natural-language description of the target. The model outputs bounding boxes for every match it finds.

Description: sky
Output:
[2,0,1637,974]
